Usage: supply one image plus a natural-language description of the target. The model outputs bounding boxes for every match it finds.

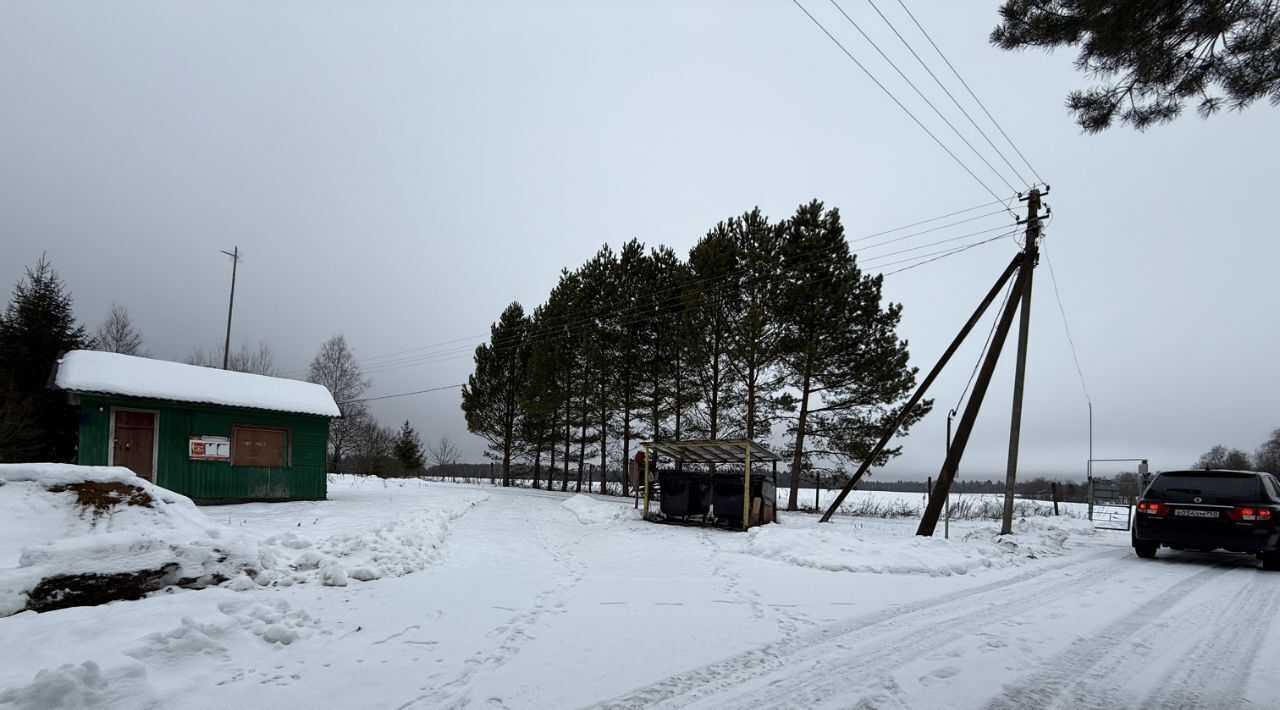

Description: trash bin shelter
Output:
[641,439,781,531]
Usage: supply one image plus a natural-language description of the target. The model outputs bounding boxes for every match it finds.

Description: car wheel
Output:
[1134,541,1158,559]
[1262,552,1280,572]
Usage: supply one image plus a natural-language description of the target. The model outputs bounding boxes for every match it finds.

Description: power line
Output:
[292,210,1020,379]
[789,0,1007,202]
[364,227,1016,372]
[346,237,1021,431]
[1042,241,1091,403]
[856,210,1011,250]
[862,0,1031,187]
[281,196,1020,379]
[848,196,1013,243]
[878,230,1017,274]
[891,0,1045,185]
[825,0,1020,193]
[342,383,464,405]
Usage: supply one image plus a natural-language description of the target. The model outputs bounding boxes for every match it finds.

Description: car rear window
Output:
[1148,473,1261,503]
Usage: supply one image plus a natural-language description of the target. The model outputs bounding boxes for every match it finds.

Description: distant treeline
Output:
[387,463,1111,503]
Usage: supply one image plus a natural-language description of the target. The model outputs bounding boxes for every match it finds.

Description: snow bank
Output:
[54,349,339,417]
[249,494,482,587]
[0,660,153,710]
[742,516,1095,576]
[560,494,639,525]
[0,594,325,710]
[0,465,266,617]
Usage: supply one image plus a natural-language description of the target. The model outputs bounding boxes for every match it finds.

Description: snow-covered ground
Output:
[2,473,1276,709]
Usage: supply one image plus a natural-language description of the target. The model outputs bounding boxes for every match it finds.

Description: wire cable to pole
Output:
[1042,241,1091,403]
[826,0,1020,193]
[891,0,1045,185]
[789,0,1007,202]
[862,0,1031,187]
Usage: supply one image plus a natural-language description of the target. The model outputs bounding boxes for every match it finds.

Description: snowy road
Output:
[2,480,1277,709]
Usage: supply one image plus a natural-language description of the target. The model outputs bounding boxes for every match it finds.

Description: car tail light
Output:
[1226,506,1274,521]
[1137,500,1170,516]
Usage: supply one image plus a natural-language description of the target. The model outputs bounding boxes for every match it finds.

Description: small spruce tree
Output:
[394,420,426,474]
[0,255,89,462]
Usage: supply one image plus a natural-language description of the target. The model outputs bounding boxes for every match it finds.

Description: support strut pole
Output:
[918,252,1030,536]
[819,252,1023,523]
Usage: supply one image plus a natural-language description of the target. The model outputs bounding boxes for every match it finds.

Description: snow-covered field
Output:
[2,470,1276,709]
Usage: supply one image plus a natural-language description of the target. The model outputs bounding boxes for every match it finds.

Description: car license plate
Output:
[1173,509,1219,518]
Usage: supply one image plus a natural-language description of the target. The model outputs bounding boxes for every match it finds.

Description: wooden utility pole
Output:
[219,246,241,370]
[1000,189,1042,535]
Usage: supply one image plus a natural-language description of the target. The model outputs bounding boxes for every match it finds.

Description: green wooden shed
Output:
[52,350,340,504]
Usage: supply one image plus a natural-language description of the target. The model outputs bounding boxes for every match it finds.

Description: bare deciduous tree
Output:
[187,340,280,376]
[1195,445,1253,471]
[93,303,146,356]
[307,334,371,473]
[426,434,462,470]
[1255,429,1280,475]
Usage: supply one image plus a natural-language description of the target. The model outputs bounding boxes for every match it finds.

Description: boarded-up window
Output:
[232,426,289,468]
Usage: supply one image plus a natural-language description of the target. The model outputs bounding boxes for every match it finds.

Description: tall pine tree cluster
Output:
[461,200,931,508]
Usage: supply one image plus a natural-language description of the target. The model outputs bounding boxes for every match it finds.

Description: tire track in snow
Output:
[979,558,1251,710]
[1140,569,1279,710]
[586,548,1121,710]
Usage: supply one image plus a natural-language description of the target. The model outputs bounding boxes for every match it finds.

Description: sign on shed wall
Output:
[189,435,231,461]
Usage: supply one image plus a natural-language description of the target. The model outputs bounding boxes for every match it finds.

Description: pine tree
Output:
[636,246,690,471]
[461,302,531,487]
[684,225,744,442]
[775,201,928,510]
[521,304,570,489]
[992,1,1280,132]
[393,420,426,473]
[577,246,620,493]
[93,303,146,355]
[0,255,89,462]
[725,208,784,440]
[611,239,651,496]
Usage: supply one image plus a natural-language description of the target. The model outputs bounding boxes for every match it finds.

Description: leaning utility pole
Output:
[220,246,241,370]
[999,189,1042,535]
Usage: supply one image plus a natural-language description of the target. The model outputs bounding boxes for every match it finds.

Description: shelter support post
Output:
[642,444,652,520]
[743,443,752,532]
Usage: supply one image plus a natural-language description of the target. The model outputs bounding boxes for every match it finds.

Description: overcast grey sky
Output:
[3,1,1277,481]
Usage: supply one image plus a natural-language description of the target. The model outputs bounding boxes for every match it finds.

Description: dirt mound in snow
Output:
[0,464,265,617]
[47,480,156,515]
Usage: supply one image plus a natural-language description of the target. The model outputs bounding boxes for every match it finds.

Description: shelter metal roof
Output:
[640,439,782,465]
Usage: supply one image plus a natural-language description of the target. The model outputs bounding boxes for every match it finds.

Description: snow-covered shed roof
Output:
[54,350,341,418]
